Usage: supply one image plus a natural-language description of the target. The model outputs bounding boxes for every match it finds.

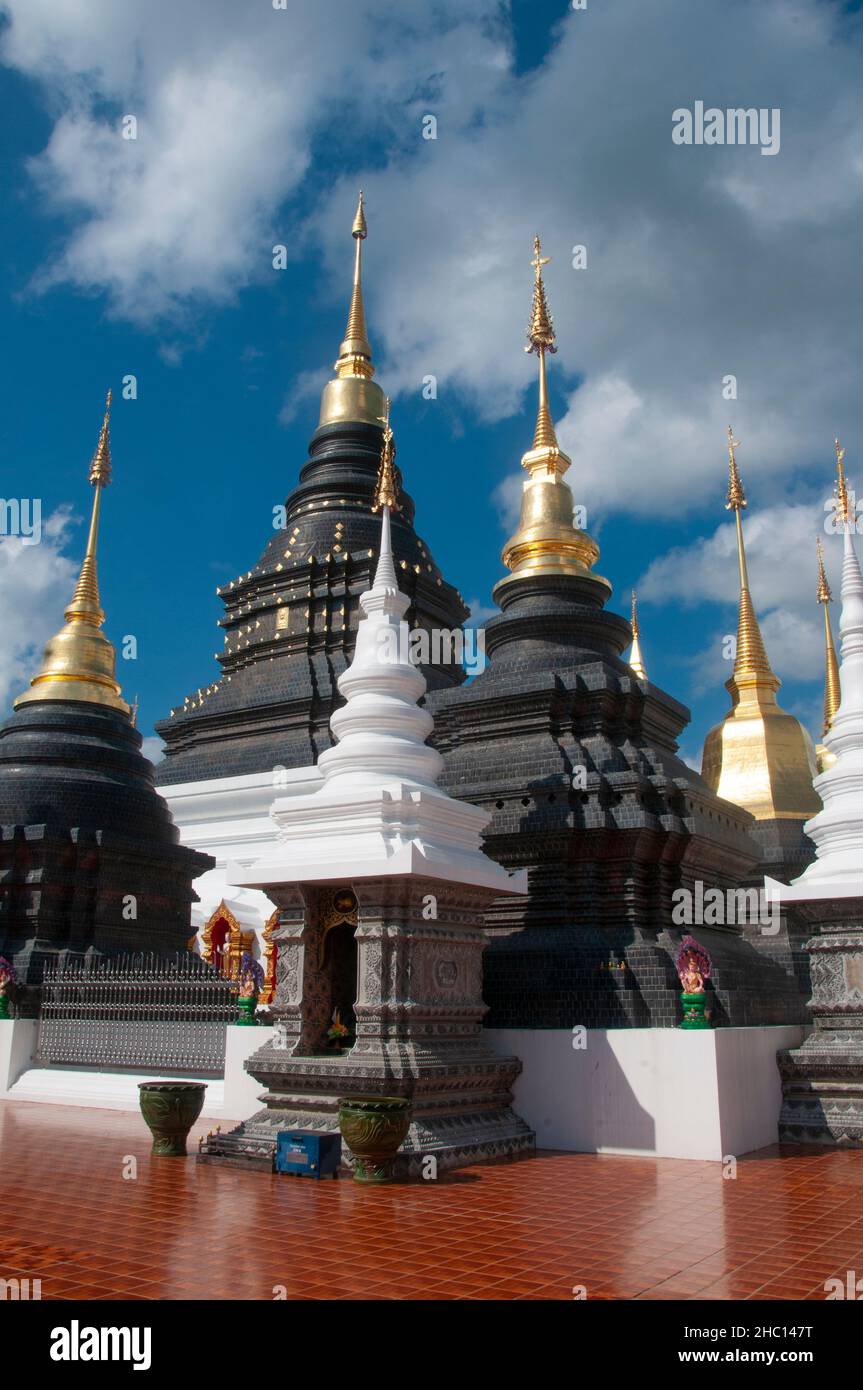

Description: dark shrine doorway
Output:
[317,887,359,1053]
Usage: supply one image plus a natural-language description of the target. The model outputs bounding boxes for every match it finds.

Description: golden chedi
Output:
[701,428,819,821]
[1,394,212,982]
[494,236,609,602]
[15,390,129,714]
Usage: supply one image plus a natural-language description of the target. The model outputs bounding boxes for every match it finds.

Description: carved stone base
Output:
[206,1040,533,1175]
[778,896,863,1145]
[779,1032,863,1144]
[200,875,535,1174]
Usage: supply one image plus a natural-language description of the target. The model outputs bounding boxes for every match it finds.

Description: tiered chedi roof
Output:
[155,193,467,787]
[428,241,805,1030]
[231,493,523,893]
[0,397,211,982]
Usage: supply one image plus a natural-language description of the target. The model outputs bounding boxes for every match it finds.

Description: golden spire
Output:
[495,236,609,601]
[701,427,819,820]
[524,236,564,462]
[337,189,373,376]
[318,191,386,429]
[816,535,841,740]
[526,236,560,453]
[723,427,778,695]
[816,534,832,605]
[372,397,401,513]
[15,391,129,714]
[628,590,647,679]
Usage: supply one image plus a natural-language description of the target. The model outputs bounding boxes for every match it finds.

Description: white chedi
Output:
[228,507,524,895]
[774,504,863,898]
[316,507,443,791]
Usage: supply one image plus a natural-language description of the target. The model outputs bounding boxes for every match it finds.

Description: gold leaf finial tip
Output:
[89,389,113,488]
[725,427,745,511]
[834,436,850,524]
[352,189,367,240]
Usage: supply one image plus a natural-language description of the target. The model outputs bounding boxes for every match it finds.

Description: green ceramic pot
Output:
[138,1081,207,1156]
[680,991,710,1029]
[0,993,9,1021]
[338,1095,412,1183]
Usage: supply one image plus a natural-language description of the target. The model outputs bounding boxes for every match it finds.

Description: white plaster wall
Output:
[0,1019,38,1096]
[486,1025,807,1161]
[5,1066,224,1116]
[223,1024,274,1122]
[1,1022,269,1121]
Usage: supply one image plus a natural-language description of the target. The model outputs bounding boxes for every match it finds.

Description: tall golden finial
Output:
[701,425,819,822]
[816,536,841,741]
[496,234,607,598]
[628,589,647,680]
[15,391,129,714]
[318,192,386,429]
[720,428,777,693]
[65,389,111,625]
[372,397,401,513]
[336,190,373,379]
[525,236,560,454]
[834,437,851,527]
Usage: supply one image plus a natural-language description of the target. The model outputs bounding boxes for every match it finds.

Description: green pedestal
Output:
[236,994,258,1026]
[680,991,710,1029]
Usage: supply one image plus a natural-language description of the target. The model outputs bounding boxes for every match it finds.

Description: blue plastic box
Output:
[275,1129,342,1178]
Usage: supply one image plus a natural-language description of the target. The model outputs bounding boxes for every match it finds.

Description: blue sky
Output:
[1,0,862,767]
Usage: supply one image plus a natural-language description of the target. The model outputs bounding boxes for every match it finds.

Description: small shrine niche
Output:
[200,901,255,980]
[314,887,359,1053]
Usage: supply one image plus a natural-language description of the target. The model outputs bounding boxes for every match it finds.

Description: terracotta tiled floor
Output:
[2,1100,863,1301]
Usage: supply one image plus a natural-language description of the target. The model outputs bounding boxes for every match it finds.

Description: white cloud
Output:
[6,0,863,529]
[327,0,863,523]
[2,0,510,325]
[638,500,841,613]
[0,508,79,714]
[464,596,497,627]
[141,735,166,765]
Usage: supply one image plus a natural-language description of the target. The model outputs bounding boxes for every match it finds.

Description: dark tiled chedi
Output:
[0,701,212,983]
[155,419,467,785]
[428,573,813,1029]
